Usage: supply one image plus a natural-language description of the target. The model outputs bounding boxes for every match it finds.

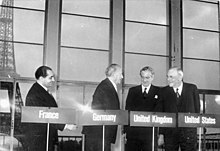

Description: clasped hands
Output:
[64,124,77,131]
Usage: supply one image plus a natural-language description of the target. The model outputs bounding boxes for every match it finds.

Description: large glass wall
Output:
[0,0,220,150]
[13,0,45,77]
[59,0,110,139]
[0,0,45,150]
[182,0,220,90]
[124,0,169,108]
[60,0,110,82]
[125,0,168,87]
[183,1,220,150]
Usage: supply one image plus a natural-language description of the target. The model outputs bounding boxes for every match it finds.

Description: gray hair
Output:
[169,67,184,78]
[105,64,121,77]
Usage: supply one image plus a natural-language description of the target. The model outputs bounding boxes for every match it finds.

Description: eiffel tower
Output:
[0,0,24,144]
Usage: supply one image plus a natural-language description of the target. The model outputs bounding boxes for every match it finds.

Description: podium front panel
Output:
[178,113,220,128]
[21,106,76,124]
[130,111,176,127]
[78,110,128,125]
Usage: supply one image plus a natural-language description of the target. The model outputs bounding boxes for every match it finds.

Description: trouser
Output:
[84,135,111,151]
[164,128,197,151]
[125,138,154,151]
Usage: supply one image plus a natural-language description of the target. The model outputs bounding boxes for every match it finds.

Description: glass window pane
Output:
[125,22,167,55]
[205,95,220,114]
[183,0,218,31]
[125,53,168,87]
[14,43,43,77]
[62,0,109,18]
[14,9,44,43]
[183,29,219,60]
[57,84,96,137]
[205,95,220,136]
[14,0,45,10]
[126,0,167,25]
[60,48,108,82]
[57,85,84,108]
[57,84,97,108]
[84,85,97,105]
[183,59,220,90]
[122,87,129,109]
[18,82,33,105]
[61,15,109,49]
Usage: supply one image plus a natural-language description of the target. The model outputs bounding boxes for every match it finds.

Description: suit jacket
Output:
[158,82,200,135]
[82,78,120,144]
[23,82,65,151]
[125,85,160,140]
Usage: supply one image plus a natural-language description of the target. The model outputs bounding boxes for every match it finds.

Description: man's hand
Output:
[158,134,164,146]
[64,124,77,130]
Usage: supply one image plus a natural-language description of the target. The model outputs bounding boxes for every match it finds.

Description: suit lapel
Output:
[167,86,176,100]
[138,85,143,96]
[148,85,154,95]
[180,83,186,101]
[146,85,156,97]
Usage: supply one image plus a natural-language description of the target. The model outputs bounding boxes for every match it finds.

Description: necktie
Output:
[176,88,180,98]
[176,88,180,104]
[143,88,147,98]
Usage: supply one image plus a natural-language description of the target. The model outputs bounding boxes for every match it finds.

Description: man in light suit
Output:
[124,66,160,151]
[82,64,123,151]
[23,66,72,151]
[158,67,200,151]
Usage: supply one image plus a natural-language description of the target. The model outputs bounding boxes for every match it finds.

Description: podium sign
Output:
[78,110,128,125]
[21,107,76,124]
[130,111,176,127]
[178,113,220,128]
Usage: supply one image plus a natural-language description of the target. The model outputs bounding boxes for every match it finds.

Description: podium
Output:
[129,111,220,151]
[78,110,128,151]
[21,107,77,151]
[178,113,220,151]
[21,107,220,151]
[130,111,176,151]
[21,107,128,151]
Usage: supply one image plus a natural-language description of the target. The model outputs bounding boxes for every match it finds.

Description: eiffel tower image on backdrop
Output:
[0,0,24,147]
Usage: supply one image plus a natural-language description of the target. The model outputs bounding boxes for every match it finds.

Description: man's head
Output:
[35,66,55,88]
[140,66,154,87]
[167,67,183,88]
[105,64,123,85]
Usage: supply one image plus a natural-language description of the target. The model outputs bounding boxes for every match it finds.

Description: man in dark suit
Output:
[124,66,160,151]
[82,64,123,151]
[158,67,200,151]
[23,66,71,151]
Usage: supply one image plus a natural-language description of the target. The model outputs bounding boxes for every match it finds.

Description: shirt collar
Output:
[37,81,48,92]
[173,82,183,95]
[108,77,117,92]
[142,84,151,93]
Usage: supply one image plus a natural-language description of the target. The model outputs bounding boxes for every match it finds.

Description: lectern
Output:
[130,111,176,151]
[178,113,220,151]
[78,110,128,151]
[21,107,76,151]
